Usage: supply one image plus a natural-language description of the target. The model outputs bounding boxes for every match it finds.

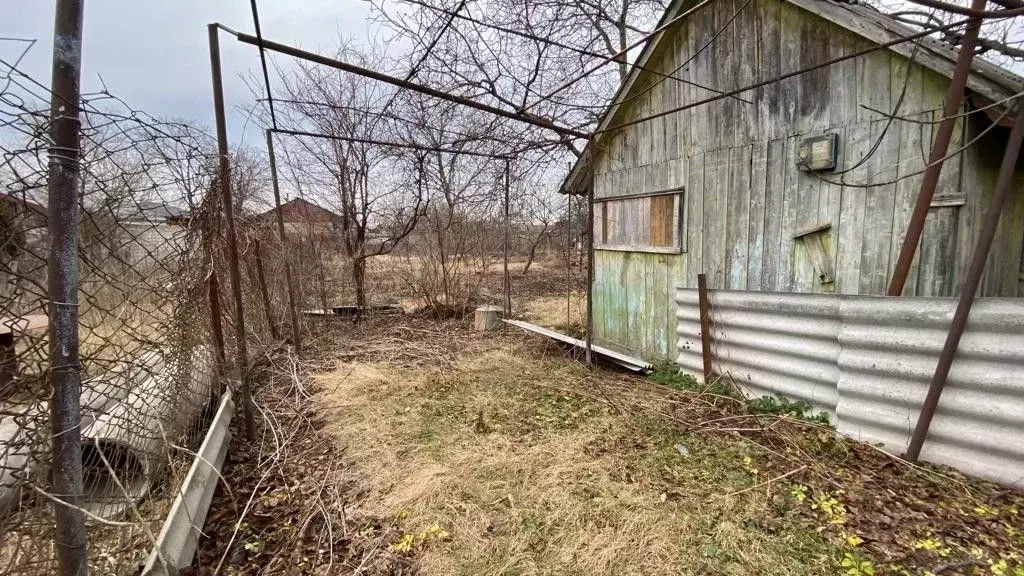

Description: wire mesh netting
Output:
[0,58,281,573]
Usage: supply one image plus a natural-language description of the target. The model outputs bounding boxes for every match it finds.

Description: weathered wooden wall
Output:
[590,0,1024,360]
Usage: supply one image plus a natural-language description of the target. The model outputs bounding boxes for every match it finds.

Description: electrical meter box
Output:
[796,133,839,171]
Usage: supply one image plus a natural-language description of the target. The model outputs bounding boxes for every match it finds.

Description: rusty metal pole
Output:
[47,1,87,573]
[503,158,511,316]
[565,195,571,329]
[697,273,714,382]
[208,270,227,375]
[208,24,255,439]
[888,0,986,296]
[232,32,590,140]
[265,130,301,350]
[585,188,595,365]
[906,100,1024,462]
[253,239,279,340]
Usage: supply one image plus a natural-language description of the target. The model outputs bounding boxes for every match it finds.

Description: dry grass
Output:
[314,328,838,576]
[187,257,1023,576]
[519,291,586,332]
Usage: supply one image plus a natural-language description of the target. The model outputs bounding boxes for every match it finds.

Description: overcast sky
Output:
[2,0,380,149]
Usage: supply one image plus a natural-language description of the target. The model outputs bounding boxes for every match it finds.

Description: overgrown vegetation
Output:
[646,361,733,397]
[745,395,831,426]
[645,362,831,426]
[279,312,1024,576]
[193,259,1024,575]
[313,323,843,575]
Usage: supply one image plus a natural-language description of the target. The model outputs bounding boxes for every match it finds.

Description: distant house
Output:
[0,193,46,244]
[255,198,343,235]
[563,0,1024,360]
[110,201,188,267]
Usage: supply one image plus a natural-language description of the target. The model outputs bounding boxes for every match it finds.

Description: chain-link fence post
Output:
[207,24,254,439]
[46,0,88,573]
[265,130,301,349]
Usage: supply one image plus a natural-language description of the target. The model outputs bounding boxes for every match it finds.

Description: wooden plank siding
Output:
[589,0,1021,360]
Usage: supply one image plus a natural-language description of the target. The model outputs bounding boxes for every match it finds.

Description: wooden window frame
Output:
[594,187,686,255]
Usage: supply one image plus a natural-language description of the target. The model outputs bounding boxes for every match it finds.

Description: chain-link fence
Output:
[0,56,282,573]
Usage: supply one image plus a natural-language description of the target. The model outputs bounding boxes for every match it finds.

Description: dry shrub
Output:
[391,207,504,315]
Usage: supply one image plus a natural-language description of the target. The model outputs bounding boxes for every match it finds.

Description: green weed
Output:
[646,361,733,396]
[745,395,831,426]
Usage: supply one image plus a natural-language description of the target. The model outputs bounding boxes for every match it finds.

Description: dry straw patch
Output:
[315,332,838,576]
[520,292,586,331]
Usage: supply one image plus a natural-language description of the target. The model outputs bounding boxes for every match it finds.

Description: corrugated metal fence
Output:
[676,288,1024,489]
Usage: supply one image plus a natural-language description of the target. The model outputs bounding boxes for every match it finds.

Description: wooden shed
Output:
[563,0,1024,361]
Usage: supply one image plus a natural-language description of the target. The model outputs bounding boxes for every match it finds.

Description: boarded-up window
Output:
[595,191,684,253]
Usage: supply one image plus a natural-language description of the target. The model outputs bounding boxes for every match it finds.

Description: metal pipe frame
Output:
[208,24,255,440]
[905,98,1024,462]
[585,187,595,365]
[229,30,590,140]
[888,0,987,296]
[270,127,512,159]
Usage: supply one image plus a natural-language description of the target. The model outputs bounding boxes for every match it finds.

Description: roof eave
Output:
[560,0,1024,196]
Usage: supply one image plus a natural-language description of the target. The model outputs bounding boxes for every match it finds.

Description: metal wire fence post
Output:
[887,0,985,296]
[207,24,254,439]
[2,41,244,572]
[585,188,594,366]
[503,158,511,316]
[906,100,1024,462]
[266,129,301,349]
[46,0,88,573]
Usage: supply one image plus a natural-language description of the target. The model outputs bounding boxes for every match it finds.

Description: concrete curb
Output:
[142,390,234,575]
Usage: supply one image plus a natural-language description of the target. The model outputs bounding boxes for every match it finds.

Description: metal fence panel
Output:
[836,297,1024,486]
[676,288,1024,488]
[676,289,840,416]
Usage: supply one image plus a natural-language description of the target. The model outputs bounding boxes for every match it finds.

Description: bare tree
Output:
[229,145,270,216]
[518,178,560,275]
[370,0,664,153]
[267,45,427,309]
[367,0,669,294]
[868,0,1024,66]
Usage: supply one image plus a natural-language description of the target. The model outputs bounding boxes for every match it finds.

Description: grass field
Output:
[195,260,1024,576]
[314,327,840,575]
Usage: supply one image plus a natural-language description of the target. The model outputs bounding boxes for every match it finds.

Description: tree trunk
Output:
[617,18,628,81]
[353,257,367,309]
[311,238,329,313]
[521,224,549,275]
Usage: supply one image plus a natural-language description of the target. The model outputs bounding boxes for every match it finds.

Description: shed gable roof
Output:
[563,0,1024,194]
